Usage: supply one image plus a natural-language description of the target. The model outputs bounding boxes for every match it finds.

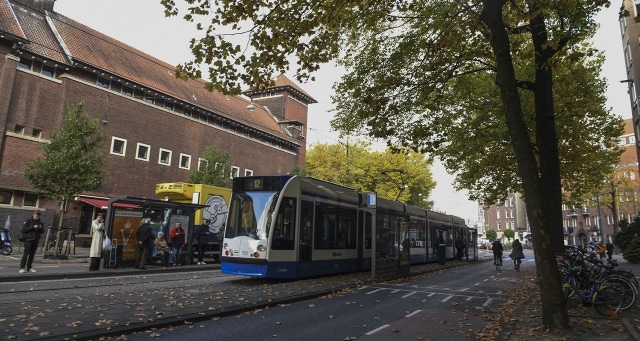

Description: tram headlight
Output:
[257,245,266,252]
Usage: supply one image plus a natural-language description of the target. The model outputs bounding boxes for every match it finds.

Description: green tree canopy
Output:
[188,144,231,187]
[486,229,498,242]
[24,101,106,202]
[24,101,106,255]
[304,140,436,208]
[503,228,515,242]
[161,0,617,329]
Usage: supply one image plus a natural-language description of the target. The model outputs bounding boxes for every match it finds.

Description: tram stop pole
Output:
[368,192,377,280]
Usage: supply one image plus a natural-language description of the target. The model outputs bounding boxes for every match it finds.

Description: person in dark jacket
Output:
[455,236,465,261]
[509,239,525,270]
[492,239,504,266]
[606,242,614,260]
[195,220,211,265]
[134,218,154,270]
[169,222,186,266]
[19,210,45,273]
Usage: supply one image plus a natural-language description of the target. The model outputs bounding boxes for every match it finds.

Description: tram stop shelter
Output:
[103,196,206,267]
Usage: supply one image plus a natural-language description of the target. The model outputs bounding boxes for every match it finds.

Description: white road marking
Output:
[365,324,390,335]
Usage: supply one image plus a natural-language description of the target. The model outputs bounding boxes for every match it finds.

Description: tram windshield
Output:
[226,192,276,240]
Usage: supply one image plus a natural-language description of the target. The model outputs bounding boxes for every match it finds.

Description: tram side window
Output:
[314,203,357,249]
[272,197,296,250]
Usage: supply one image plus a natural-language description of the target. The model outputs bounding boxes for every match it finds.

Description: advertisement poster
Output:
[111,209,143,261]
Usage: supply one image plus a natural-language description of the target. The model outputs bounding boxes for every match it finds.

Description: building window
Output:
[41,65,55,78]
[97,77,110,89]
[159,149,172,166]
[230,166,240,178]
[179,154,191,169]
[122,86,133,97]
[244,169,253,176]
[618,137,626,145]
[144,93,155,104]
[165,102,174,111]
[198,158,208,171]
[23,193,38,207]
[183,108,192,117]
[17,58,32,70]
[32,128,42,139]
[136,143,150,161]
[631,136,636,144]
[0,190,12,205]
[110,137,127,156]
[14,125,24,134]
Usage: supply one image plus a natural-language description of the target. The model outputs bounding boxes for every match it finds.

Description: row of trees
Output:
[159,0,623,329]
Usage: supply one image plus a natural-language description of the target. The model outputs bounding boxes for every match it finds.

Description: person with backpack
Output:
[19,210,44,273]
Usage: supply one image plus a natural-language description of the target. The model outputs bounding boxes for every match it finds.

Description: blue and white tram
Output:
[220,175,476,279]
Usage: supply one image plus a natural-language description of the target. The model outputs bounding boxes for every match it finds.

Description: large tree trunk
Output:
[480,0,570,329]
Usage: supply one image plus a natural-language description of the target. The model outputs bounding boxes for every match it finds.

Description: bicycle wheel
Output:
[611,270,639,294]
[561,274,576,300]
[1,245,11,255]
[602,276,637,310]
[593,284,623,316]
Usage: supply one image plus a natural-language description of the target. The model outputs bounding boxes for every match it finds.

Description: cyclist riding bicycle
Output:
[510,239,525,271]
[492,239,503,266]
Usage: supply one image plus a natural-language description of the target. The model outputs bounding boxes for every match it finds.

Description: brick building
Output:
[0,0,315,235]
[481,119,640,247]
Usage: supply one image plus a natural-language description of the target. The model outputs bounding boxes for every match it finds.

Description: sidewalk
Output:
[0,245,218,282]
[1,248,639,340]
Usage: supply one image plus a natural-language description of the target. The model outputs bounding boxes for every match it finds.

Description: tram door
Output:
[298,201,314,268]
[358,210,373,271]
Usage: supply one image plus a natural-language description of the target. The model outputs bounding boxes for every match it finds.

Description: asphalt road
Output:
[99,251,533,340]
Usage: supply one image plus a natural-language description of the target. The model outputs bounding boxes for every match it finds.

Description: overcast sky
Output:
[53,1,630,226]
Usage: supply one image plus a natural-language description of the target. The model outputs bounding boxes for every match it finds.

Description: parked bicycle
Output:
[561,267,625,316]
[557,245,637,310]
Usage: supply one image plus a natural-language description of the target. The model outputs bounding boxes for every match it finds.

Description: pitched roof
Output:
[2,0,310,142]
[243,74,317,104]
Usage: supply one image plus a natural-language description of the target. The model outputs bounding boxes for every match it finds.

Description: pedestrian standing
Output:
[19,210,44,273]
[134,218,154,270]
[195,220,211,265]
[455,235,465,261]
[88,214,105,271]
[606,242,614,260]
[169,222,186,266]
[509,239,525,270]
[492,239,503,266]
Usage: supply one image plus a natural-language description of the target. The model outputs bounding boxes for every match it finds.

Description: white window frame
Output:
[244,169,253,176]
[179,153,191,170]
[230,166,240,178]
[158,148,172,166]
[110,137,127,156]
[23,192,38,207]
[198,158,208,171]
[0,190,13,205]
[136,143,150,161]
